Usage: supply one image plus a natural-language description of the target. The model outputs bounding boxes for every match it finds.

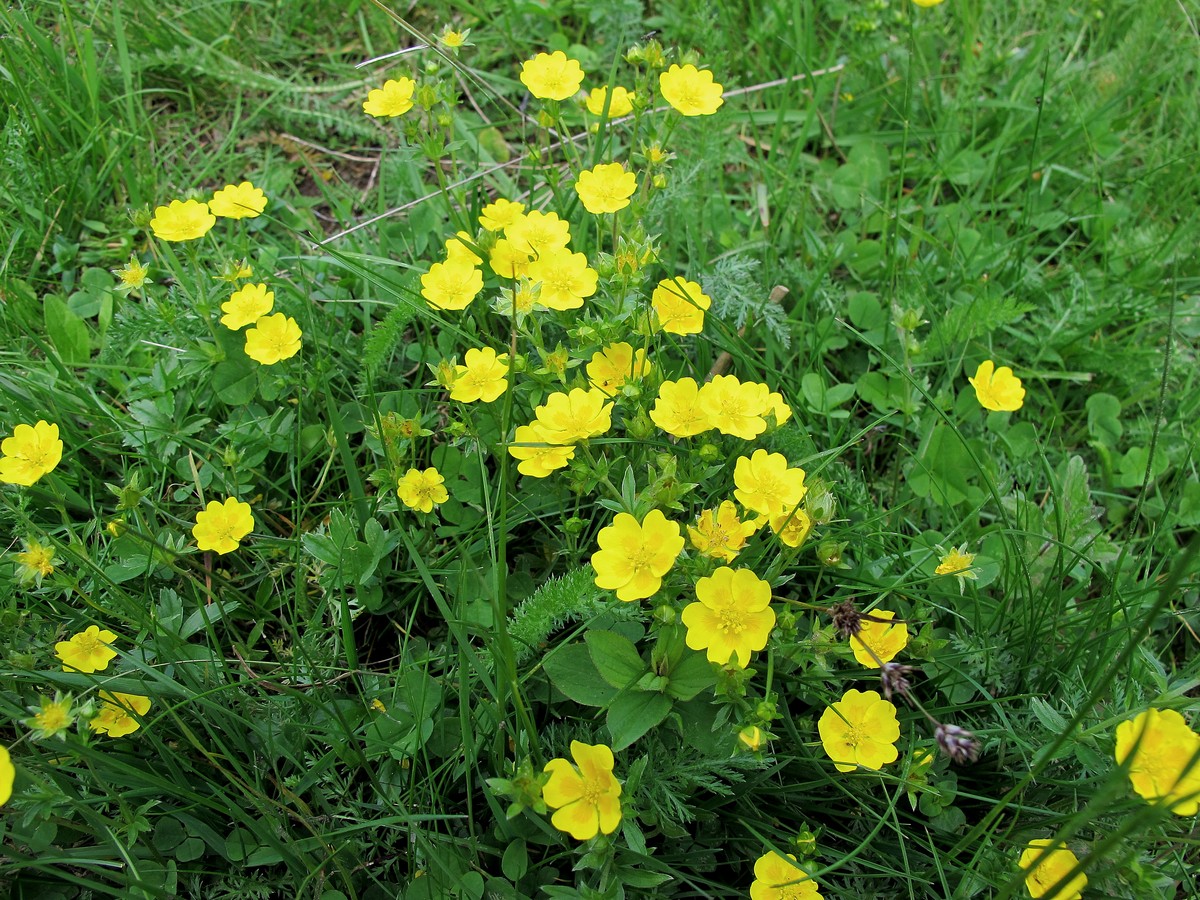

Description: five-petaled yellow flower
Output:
[421,260,484,311]
[55,625,118,673]
[592,510,684,601]
[479,198,526,232]
[520,51,585,102]
[209,181,267,219]
[688,501,756,562]
[1018,840,1087,900]
[527,249,598,310]
[850,609,909,668]
[244,313,302,365]
[1,420,63,486]
[650,378,712,437]
[969,360,1025,412]
[397,467,449,513]
[586,85,635,118]
[699,375,771,440]
[1114,708,1200,816]
[659,64,724,117]
[114,256,151,294]
[750,851,824,900]
[651,278,711,335]
[363,77,417,117]
[574,162,638,215]
[533,388,613,444]
[542,741,622,841]
[818,688,901,772]
[220,283,274,330]
[682,566,775,667]
[149,199,216,242]
[506,210,572,258]
[192,497,255,554]
[0,746,13,806]
[508,423,576,478]
[451,347,510,403]
[587,343,652,396]
[90,692,152,738]
[734,449,807,518]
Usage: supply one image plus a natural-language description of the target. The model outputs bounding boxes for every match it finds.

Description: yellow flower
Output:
[688,501,756,562]
[489,239,534,279]
[527,249,598,310]
[55,625,118,673]
[1,420,63,486]
[969,360,1025,412]
[451,347,509,403]
[766,391,793,426]
[363,77,416,117]
[479,198,526,232]
[659,64,724,117]
[397,467,449,513]
[586,85,635,117]
[113,256,151,294]
[90,691,151,738]
[542,741,622,840]
[495,279,541,317]
[421,259,484,311]
[734,449,807,518]
[651,277,711,335]
[591,510,684,602]
[27,693,74,740]
[370,698,388,713]
[439,28,470,49]
[16,537,56,584]
[650,378,712,438]
[192,497,254,554]
[0,746,13,806]
[935,544,976,575]
[750,852,823,900]
[586,342,652,395]
[698,374,771,440]
[818,689,901,772]
[850,609,909,668]
[220,282,274,330]
[1114,708,1200,815]
[244,313,302,364]
[1019,840,1087,900]
[769,508,813,549]
[912,0,946,6]
[574,162,638,215]
[149,199,216,242]
[533,388,613,444]
[505,210,572,258]
[444,231,482,266]
[738,725,767,752]
[508,423,576,478]
[209,181,267,219]
[681,566,775,667]
[520,51,585,101]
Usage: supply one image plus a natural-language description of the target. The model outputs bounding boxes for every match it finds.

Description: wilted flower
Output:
[192,497,254,554]
[542,741,621,840]
[738,725,767,752]
[26,693,75,740]
[935,722,981,765]
[113,256,151,295]
[15,537,56,585]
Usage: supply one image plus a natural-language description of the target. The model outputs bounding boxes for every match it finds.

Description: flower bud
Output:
[818,539,848,567]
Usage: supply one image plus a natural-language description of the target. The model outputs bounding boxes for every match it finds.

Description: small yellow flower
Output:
[659,64,724,117]
[1114,708,1200,815]
[734,449,807,518]
[0,746,13,806]
[1018,840,1087,900]
[55,625,118,673]
[192,497,254,554]
[450,347,510,403]
[370,698,388,713]
[113,256,151,295]
[508,423,575,478]
[682,566,775,667]
[542,741,622,840]
[438,28,470,49]
[421,259,484,311]
[479,198,526,232]
[818,689,901,772]
[574,162,638,215]
[688,501,756,562]
[520,51,585,102]
[586,85,635,117]
[769,508,814,549]
[850,609,909,668]
[650,378,712,437]
[209,181,267,219]
[738,725,767,752]
[244,313,302,365]
[527,248,598,310]
[27,694,75,740]
[766,391,793,426]
[505,210,572,258]
[586,343,652,396]
[363,77,417,117]
[698,374,771,440]
[90,691,151,738]
[220,283,274,330]
[750,851,823,900]
[968,360,1025,412]
[149,199,216,242]
[591,510,684,602]
[16,537,56,584]
[1,420,63,486]
[935,543,978,593]
[397,467,449,513]
[533,388,613,444]
[912,0,946,6]
[651,278,711,335]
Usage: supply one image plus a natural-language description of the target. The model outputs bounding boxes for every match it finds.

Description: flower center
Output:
[580,776,607,805]
[77,634,101,654]
[716,607,746,635]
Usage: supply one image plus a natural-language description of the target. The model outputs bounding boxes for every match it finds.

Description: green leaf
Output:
[585,630,646,690]
[664,651,716,701]
[1086,393,1123,446]
[44,294,91,365]
[907,425,975,506]
[501,839,527,882]
[212,357,258,405]
[544,643,618,707]
[606,691,672,751]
